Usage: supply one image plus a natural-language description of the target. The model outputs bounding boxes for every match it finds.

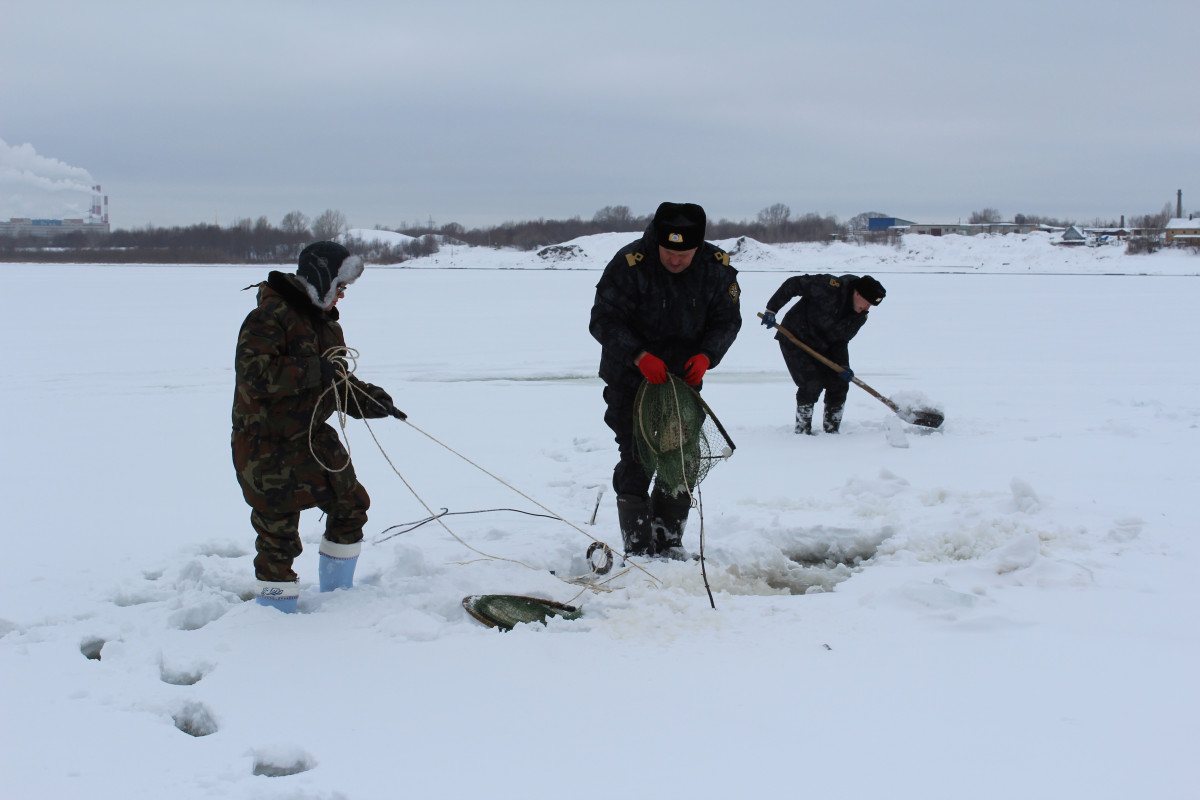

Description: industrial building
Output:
[0,185,110,237]
[1165,217,1200,247]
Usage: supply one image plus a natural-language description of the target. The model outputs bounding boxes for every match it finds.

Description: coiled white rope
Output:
[309,346,661,595]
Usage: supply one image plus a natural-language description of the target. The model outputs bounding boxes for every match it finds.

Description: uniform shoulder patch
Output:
[625,252,644,267]
[728,281,741,302]
[829,277,841,288]
[714,250,730,267]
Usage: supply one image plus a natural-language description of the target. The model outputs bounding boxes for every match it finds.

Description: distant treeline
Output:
[411,204,847,251]
[0,204,847,264]
[0,202,1174,264]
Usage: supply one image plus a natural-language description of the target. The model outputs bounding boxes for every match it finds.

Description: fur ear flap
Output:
[337,255,364,288]
[297,242,365,308]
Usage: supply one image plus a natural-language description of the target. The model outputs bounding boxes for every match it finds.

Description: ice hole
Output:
[80,637,106,661]
[728,525,892,596]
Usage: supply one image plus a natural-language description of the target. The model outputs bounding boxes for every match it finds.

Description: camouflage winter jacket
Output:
[232,271,372,443]
[765,273,868,355]
[590,225,742,391]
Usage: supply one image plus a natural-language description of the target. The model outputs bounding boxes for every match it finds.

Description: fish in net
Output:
[633,374,736,498]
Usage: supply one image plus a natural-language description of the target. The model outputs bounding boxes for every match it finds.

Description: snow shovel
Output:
[758,313,944,429]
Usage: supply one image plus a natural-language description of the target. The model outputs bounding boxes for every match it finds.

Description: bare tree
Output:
[280,210,310,236]
[1129,202,1173,230]
[847,211,889,232]
[968,208,1002,224]
[593,205,634,229]
[311,209,348,239]
[1013,212,1072,228]
[754,203,792,243]
[1126,203,1173,254]
[757,203,792,229]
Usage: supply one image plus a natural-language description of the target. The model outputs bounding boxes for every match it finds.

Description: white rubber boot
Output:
[254,580,300,613]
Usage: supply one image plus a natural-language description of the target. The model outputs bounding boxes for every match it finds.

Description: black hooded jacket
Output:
[590,225,742,391]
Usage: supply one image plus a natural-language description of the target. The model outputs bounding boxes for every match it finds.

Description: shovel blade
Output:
[898,406,944,429]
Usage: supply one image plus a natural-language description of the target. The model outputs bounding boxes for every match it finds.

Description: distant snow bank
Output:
[348,228,1198,276]
[340,228,417,247]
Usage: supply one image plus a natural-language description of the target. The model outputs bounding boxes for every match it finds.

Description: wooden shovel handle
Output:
[757,312,901,414]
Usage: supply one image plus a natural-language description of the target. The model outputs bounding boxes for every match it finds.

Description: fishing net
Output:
[633,374,736,498]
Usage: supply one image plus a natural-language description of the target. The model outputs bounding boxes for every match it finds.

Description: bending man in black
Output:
[760,273,885,434]
[589,202,742,557]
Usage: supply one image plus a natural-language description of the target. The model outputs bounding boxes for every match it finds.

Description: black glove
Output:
[360,384,394,419]
[319,358,344,386]
[837,367,855,383]
[760,310,777,328]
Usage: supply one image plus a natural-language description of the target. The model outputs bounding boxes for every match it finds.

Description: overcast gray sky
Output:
[3,0,1197,231]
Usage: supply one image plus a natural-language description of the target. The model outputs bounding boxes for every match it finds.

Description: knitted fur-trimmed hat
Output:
[653,202,706,251]
[296,241,364,308]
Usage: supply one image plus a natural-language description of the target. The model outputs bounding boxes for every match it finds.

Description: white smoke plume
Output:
[0,138,97,220]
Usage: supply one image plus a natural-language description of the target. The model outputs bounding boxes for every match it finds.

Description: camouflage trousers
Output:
[232,426,370,582]
[779,340,849,409]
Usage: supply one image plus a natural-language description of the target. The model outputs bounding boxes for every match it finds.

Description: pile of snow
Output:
[718,235,778,264]
[338,227,417,247]
[532,232,641,266]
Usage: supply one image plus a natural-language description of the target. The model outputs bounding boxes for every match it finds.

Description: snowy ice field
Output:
[1,232,1198,799]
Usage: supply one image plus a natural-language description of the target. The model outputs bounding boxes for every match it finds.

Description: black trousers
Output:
[602,384,653,497]
[779,340,849,408]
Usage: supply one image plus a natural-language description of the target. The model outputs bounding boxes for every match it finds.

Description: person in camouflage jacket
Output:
[232,241,400,610]
[759,273,885,435]
[589,202,742,557]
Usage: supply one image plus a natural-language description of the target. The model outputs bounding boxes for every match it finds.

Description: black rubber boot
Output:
[795,403,815,435]
[650,487,692,560]
[823,404,844,434]
[616,493,653,556]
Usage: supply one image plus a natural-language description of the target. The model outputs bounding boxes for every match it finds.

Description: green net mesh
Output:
[633,374,735,498]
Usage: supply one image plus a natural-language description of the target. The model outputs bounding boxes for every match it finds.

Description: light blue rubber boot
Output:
[318,538,361,592]
[254,580,300,613]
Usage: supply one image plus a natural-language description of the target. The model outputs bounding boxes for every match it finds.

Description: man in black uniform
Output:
[760,274,885,435]
[589,202,742,557]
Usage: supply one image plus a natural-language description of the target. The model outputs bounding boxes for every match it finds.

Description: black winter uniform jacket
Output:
[766,273,868,359]
[590,226,742,391]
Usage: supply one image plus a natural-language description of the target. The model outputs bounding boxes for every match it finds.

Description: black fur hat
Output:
[653,202,706,251]
[296,241,364,308]
[854,275,886,305]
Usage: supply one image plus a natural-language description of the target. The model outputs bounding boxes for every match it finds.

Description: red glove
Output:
[683,354,710,386]
[636,352,668,384]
